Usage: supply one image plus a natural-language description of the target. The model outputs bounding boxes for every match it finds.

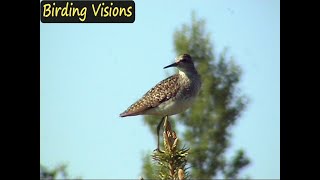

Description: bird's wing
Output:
[120,74,180,117]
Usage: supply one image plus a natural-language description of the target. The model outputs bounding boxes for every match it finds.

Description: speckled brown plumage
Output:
[120,74,180,117]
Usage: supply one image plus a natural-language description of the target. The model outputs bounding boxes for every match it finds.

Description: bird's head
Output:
[163,54,195,72]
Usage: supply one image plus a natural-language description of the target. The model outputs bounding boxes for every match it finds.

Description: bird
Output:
[120,54,201,152]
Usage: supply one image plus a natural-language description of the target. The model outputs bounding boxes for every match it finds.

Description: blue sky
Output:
[40,0,280,179]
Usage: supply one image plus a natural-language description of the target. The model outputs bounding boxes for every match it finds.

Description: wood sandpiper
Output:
[120,54,201,152]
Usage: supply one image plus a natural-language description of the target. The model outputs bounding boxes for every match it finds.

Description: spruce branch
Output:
[152,117,190,180]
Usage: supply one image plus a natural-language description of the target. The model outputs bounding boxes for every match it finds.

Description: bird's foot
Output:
[153,148,164,153]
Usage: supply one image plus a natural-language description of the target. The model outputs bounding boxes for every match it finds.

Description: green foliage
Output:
[142,153,158,179]
[151,117,190,180]
[40,163,81,180]
[142,12,250,179]
[223,150,251,179]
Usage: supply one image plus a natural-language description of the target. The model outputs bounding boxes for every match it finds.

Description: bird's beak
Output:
[163,62,178,69]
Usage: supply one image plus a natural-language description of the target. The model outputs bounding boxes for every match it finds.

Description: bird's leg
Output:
[154,116,167,153]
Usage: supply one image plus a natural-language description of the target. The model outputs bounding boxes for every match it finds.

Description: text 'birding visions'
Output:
[40,1,135,23]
